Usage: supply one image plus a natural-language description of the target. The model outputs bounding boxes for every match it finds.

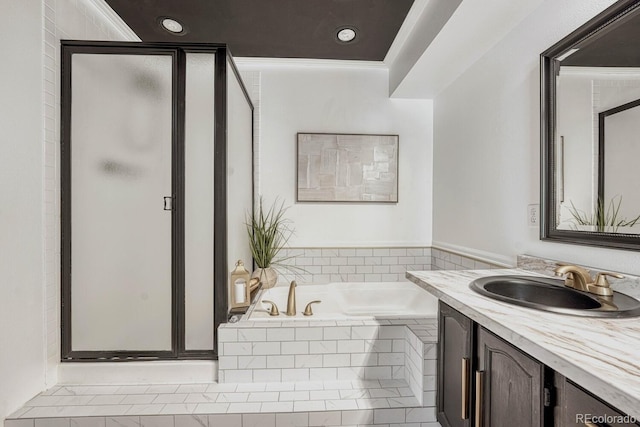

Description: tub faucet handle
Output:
[262,300,280,316]
[303,300,322,316]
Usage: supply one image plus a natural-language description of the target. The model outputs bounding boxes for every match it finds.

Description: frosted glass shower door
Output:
[184,53,215,350]
[70,53,174,352]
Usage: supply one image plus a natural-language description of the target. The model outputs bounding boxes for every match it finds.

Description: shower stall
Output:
[60,41,253,361]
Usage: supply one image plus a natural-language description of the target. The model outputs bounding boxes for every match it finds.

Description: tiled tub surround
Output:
[217,318,437,389]
[277,247,433,285]
[7,282,441,426]
[277,246,505,285]
[430,248,504,271]
[6,320,439,427]
[406,268,640,419]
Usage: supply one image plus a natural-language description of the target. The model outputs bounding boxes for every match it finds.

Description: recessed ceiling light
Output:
[161,18,184,34]
[337,27,357,43]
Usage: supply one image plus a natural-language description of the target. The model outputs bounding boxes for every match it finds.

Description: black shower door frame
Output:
[60,41,253,361]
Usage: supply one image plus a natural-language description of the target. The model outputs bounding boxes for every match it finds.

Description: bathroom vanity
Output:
[407,269,640,426]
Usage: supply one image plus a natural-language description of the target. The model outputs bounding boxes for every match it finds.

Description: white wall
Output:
[0,0,136,421]
[41,0,137,388]
[433,0,640,275]
[237,62,433,247]
[0,1,46,421]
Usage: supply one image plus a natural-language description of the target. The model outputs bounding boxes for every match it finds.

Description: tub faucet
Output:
[286,280,297,316]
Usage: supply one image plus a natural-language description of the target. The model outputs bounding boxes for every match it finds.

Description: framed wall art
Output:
[296,133,399,203]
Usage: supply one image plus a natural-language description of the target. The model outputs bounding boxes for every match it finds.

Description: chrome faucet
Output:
[286,280,297,316]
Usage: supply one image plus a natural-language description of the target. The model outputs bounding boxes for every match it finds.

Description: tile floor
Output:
[6,380,438,426]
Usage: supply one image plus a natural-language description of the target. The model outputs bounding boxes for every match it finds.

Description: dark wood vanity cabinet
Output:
[476,326,545,427]
[438,302,473,427]
[556,378,639,426]
[438,301,638,427]
[438,302,548,427]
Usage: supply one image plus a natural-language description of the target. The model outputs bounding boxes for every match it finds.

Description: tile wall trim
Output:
[431,241,513,268]
[430,247,506,271]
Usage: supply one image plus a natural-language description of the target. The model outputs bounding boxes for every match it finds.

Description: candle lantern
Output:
[230,260,251,309]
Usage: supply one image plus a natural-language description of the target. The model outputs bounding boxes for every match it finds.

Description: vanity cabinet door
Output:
[438,302,473,427]
[476,327,545,427]
[561,380,639,426]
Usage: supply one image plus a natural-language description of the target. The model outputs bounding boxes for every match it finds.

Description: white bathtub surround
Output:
[252,281,438,320]
[407,268,640,419]
[276,247,433,285]
[217,317,436,385]
[275,246,508,286]
[404,324,437,407]
[6,280,442,426]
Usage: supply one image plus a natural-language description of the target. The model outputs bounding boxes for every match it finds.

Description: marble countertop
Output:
[406,268,640,419]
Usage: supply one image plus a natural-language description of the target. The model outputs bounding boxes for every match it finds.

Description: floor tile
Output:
[125,405,165,416]
[34,419,71,427]
[105,417,140,427]
[173,414,207,427]
[158,404,196,415]
[259,401,293,413]
[70,418,106,427]
[119,396,157,405]
[226,402,262,413]
[139,415,174,427]
[192,403,229,414]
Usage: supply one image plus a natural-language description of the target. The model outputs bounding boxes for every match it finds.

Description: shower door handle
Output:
[163,196,174,211]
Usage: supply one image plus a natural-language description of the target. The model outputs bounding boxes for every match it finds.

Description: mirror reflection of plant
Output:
[564,195,640,232]
[245,197,305,275]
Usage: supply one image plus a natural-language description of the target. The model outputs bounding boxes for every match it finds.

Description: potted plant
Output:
[246,197,296,288]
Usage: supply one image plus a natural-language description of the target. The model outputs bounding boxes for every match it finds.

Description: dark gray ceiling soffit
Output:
[105,0,415,61]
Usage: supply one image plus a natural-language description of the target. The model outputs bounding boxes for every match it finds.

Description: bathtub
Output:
[250,281,438,320]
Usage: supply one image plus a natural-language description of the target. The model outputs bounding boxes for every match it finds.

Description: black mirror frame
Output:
[540,0,640,251]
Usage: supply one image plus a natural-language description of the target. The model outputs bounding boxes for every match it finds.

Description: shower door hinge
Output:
[163,196,174,211]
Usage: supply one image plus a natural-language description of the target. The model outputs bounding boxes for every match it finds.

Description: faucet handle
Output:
[594,271,624,287]
[303,300,322,316]
[262,300,280,316]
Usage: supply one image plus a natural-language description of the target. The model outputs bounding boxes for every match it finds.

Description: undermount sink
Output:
[469,275,640,318]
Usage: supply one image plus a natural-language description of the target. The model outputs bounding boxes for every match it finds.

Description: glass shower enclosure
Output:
[60,42,253,361]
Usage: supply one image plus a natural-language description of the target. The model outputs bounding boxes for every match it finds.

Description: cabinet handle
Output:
[461,358,470,419]
[475,371,484,427]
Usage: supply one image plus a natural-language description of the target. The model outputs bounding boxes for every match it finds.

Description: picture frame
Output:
[296,132,399,203]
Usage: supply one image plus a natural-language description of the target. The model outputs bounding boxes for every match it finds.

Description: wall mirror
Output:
[541,0,640,250]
